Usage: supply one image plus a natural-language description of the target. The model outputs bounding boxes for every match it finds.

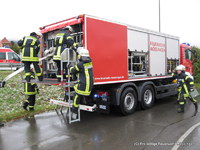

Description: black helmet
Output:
[30,32,37,36]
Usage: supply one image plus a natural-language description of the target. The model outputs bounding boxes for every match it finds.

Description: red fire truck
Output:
[39,14,197,116]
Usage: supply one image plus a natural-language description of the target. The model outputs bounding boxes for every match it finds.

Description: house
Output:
[0,37,12,47]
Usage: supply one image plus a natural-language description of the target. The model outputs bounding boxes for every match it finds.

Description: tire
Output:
[119,87,137,115]
[140,85,155,109]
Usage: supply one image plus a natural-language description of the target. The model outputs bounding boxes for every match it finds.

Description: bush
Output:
[192,46,200,83]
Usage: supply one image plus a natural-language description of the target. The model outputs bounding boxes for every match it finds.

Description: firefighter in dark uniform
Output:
[53,26,77,81]
[172,65,198,114]
[18,32,43,82]
[69,48,94,119]
[23,70,39,111]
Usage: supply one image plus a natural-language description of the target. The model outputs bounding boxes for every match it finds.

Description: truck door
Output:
[184,49,197,74]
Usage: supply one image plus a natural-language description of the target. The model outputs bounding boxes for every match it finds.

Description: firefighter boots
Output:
[177,104,185,113]
[71,107,78,120]
[23,102,29,111]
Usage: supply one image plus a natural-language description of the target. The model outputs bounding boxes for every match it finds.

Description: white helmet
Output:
[78,48,90,57]
[179,64,186,70]
[176,65,183,71]
[36,32,42,37]
[65,26,74,32]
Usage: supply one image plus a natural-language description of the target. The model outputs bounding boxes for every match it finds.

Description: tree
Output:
[192,46,200,83]
[10,41,20,54]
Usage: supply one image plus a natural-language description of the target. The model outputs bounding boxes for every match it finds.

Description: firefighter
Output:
[18,32,43,82]
[69,48,94,119]
[173,65,198,114]
[23,70,39,111]
[53,26,77,81]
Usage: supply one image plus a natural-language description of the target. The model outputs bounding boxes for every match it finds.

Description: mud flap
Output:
[96,93,110,114]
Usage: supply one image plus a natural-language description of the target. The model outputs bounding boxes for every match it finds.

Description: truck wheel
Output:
[120,87,137,115]
[141,85,155,109]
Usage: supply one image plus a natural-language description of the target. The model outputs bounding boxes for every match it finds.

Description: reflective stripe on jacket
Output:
[53,31,77,60]
[70,58,94,96]
[18,36,40,62]
[177,72,194,94]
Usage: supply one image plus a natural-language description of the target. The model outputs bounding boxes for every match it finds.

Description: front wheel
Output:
[119,87,137,115]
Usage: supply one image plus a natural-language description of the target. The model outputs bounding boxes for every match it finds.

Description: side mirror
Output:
[194,50,198,59]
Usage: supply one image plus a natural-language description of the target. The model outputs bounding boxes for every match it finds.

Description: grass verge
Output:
[195,83,200,89]
[0,71,63,122]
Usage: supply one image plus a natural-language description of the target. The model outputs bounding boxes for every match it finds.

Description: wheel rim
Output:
[144,89,153,105]
[124,93,135,110]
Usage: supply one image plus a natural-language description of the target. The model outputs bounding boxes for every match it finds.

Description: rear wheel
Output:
[119,87,137,115]
[141,85,155,109]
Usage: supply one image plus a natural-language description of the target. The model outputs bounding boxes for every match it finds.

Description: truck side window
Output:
[185,49,192,61]
[0,52,6,59]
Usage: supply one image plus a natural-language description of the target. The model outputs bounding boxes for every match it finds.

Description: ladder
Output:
[52,48,96,123]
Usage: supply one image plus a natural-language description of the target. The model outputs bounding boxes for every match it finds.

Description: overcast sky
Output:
[0,0,199,47]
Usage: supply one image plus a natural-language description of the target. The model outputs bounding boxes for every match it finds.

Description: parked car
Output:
[0,48,22,70]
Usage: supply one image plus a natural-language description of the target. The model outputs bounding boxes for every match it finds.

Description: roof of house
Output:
[0,37,10,43]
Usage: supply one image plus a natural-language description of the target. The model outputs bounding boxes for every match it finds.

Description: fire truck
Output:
[38,14,198,122]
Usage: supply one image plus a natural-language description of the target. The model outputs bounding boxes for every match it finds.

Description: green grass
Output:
[0,71,64,122]
[195,83,200,89]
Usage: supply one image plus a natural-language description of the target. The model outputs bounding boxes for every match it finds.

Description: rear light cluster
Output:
[93,91,109,101]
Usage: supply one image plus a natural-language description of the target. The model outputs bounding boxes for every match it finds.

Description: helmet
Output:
[30,32,42,37]
[64,26,74,32]
[36,32,42,37]
[78,48,90,57]
[179,65,186,70]
[30,32,37,36]
[176,65,183,71]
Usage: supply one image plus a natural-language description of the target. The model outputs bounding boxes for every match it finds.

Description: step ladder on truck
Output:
[48,48,97,124]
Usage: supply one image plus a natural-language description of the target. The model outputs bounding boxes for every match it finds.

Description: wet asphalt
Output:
[0,96,200,150]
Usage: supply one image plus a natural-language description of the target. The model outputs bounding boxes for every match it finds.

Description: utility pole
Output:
[159,0,161,32]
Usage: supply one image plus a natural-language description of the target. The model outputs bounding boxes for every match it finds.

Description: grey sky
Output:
[0,0,199,47]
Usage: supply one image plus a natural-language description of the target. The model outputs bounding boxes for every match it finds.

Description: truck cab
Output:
[180,43,197,75]
[0,48,22,70]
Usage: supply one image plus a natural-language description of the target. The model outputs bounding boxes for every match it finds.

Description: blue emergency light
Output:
[182,43,190,46]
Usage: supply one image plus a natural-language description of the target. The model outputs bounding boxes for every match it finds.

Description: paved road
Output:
[0,97,200,150]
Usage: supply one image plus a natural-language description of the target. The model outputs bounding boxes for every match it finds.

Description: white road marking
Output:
[171,122,200,150]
